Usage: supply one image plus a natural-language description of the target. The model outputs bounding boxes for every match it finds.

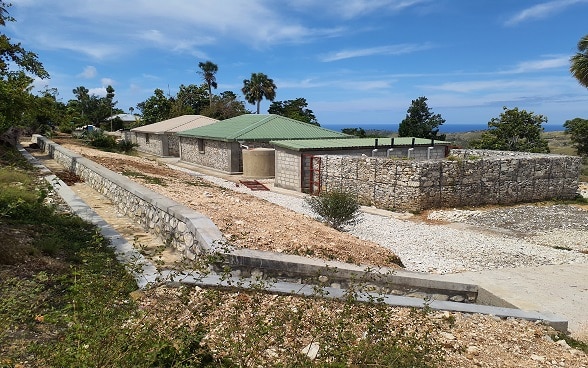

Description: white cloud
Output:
[504,0,588,26]
[509,56,570,73]
[422,78,567,94]
[101,78,115,86]
[88,87,106,97]
[291,0,432,19]
[322,43,434,62]
[78,66,97,79]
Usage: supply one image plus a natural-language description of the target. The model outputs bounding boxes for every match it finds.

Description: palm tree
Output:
[571,34,588,88]
[242,72,277,114]
[198,61,218,107]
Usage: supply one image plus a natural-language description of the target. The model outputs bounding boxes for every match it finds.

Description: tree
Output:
[72,85,90,122]
[198,61,218,107]
[242,72,277,114]
[0,72,34,134]
[0,1,49,138]
[26,87,67,134]
[136,88,172,124]
[398,96,446,140]
[171,83,209,116]
[85,95,111,126]
[470,107,549,153]
[201,91,249,120]
[268,97,319,125]
[570,34,588,88]
[341,127,367,137]
[563,118,588,156]
[0,3,47,79]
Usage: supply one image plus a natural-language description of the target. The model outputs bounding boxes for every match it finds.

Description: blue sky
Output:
[6,0,588,131]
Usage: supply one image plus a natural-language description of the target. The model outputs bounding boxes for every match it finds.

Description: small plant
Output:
[84,130,117,150]
[116,139,138,154]
[122,170,167,186]
[305,190,361,231]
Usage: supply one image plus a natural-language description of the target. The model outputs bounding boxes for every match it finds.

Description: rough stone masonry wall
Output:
[134,132,164,156]
[319,149,581,211]
[167,134,180,157]
[180,137,236,173]
[32,135,217,260]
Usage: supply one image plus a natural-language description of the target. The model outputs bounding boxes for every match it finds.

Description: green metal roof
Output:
[270,137,452,151]
[178,114,351,141]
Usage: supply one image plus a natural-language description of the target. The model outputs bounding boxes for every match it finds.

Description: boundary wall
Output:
[319,149,581,211]
[33,135,215,260]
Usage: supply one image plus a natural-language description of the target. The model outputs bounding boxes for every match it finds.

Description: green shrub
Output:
[117,139,138,154]
[84,130,117,149]
[305,190,361,230]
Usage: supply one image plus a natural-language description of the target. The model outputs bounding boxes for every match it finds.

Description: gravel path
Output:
[172,164,588,275]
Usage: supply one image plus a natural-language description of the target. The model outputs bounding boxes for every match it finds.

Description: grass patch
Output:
[550,332,588,354]
[122,170,167,186]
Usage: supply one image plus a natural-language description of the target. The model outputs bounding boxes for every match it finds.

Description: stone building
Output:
[271,137,451,193]
[177,114,351,174]
[131,115,218,157]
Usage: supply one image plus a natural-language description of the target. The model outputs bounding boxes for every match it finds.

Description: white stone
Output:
[530,354,546,362]
[301,342,319,360]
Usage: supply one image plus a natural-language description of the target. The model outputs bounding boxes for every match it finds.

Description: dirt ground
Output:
[41,137,588,366]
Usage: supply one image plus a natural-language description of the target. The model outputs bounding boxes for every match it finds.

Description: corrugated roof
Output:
[178,114,350,141]
[270,137,451,151]
[105,113,138,122]
[131,115,218,134]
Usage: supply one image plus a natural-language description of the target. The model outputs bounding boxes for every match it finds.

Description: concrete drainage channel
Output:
[20,137,568,333]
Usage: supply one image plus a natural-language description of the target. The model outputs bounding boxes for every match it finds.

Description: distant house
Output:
[177,114,351,174]
[270,137,451,192]
[131,115,218,157]
[104,114,140,129]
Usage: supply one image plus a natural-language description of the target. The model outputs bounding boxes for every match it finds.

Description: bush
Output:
[84,130,117,149]
[305,190,361,230]
[116,139,138,154]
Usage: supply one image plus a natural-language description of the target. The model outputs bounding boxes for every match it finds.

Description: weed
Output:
[122,170,167,186]
[117,139,138,154]
[550,333,588,354]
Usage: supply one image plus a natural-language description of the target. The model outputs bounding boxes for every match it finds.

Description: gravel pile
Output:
[171,165,588,275]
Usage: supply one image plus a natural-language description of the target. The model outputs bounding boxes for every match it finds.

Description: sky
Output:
[5,0,588,131]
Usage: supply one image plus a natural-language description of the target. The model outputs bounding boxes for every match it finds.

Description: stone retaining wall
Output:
[319,149,581,211]
[32,135,216,260]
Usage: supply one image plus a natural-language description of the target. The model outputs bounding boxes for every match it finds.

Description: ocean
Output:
[321,123,565,134]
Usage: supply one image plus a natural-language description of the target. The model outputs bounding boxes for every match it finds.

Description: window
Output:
[198,139,205,153]
[145,133,150,143]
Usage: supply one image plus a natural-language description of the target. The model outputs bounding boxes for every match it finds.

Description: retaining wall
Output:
[319,149,581,211]
[32,135,215,260]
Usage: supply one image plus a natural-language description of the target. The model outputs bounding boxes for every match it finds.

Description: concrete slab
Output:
[438,264,588,335]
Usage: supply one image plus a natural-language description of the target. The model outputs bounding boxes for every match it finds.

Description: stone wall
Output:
[168,134,180,157]
[134,132,165,156]
[275,146,448,193]
[32,135,218,260]
[319,149,581,211]
[180,137,241,173]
